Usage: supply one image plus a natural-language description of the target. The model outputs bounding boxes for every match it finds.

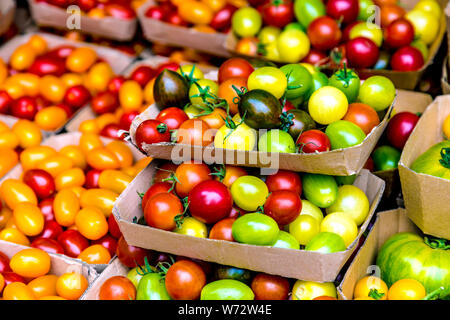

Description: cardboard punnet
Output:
[0,131,146,273]
[398,95,450,240]
[0,32,134,135]
[0,0,15,37]
[113,160,385,282]
[137,0,231,58]
[27,0,138,41]
[225,0,447,90]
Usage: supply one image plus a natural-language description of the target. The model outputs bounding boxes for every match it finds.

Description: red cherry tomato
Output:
[2,272,26,287]
[45,45,75,60]
[307,16,342,51]
[116,235,153,268]
[100,123,123,140]
[84,169,102,189]
[143,192,183,231]
[91,91,119,115]
[383,18,414,49]
[129,66,156,87]
[28,56,66,77]
[31,238,65,255]
[107,214,122,239]
[164,11,189,27]
[210,4,237,31]
[119,110,140,130]
[57,229,90,258]
[11,96,38,120]
[296,129,331,153]
[92,234,118,257]
[32,220,63,241]
[105,3,136,19]
[251,273,290,300]
[266,170,302,195]
[63,85,91,109]
[156,107,189,130]
[380,4,406,28]
[153,162,179,184]
[135,120,171,152]
[145,6,167,20]
[209,218,235,241]
[155,62,180,75]
[23,169,56,200]
[390,46,424,72]
[264,190,302,225]
[301,49,329,66]
[141,182,173,211]
[218,58,254,84]
[107,76,126,94]
[326,0,359,24]
[345,37,379,69]
[0,90,13,113]
[261,0,294,29]
[386,111,420,150]
[0,251,11,273]
[39,197,55,222]
[165,260,206,300]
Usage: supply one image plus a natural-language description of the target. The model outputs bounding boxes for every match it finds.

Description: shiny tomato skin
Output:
[307,16,342,51]
[156,107,189,130]
[99,276,136,300]
[326,0,359,24]
[31,238,65,255]
[296,129,331,153]
[0,251,11,273]
[38,197,55,222]
[143,192,182,231]
[107,214,122,239]
[386,111,420,150]
[3,272,25,287]
[261,0,294,29]
[390,46,424,72]
[57,230,90,258]
[383,18,414,49]
[301,49,329,66]
[380,4,406,28]
[105,3,136,19]
[32,220,63,241]
[116,235,153,268]
[23,169,56,200]
[0,90,13,114]
[45,45,75,60]
[145,6,166,20]
[176,119,213,147]
[209,218,236,241]
[342,102,380,135]
[218,58,254,84]
[264,190,302,226]
[154,162,179,184]
[164,11,189,26]
[91,91,119,115]
[266,170,302,195]
[141,182,173,211]
[346,37,379,69]
[92,234,118,257]
[11,96,38,120]
[129,66,155,87]
[100,123,123,140]
[119,110,140,131]
[251,273,290,300]
[84,169,102,189]
[188,180,233,224]
[63,85,91,109]
[155,62,180,75]
[135,119,171,152]
[210,4,237,31]
[174,162,212,198]
[165,260,206,300]
[28,57,66,77]
[107,76,126,94]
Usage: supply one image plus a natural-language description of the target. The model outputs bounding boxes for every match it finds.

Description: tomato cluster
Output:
[135,57,395,155]
[145,0,245,34]
[101,250,338,300]
[0,132,151,264]
[37,0,139,19]
[0,247,88,300]
[230,0,442,70]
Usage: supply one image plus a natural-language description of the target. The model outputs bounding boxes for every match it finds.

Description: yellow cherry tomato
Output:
[104,140,134,168]
[121,166,138,177]
[0,148,19,177]
[320,212,358,247]
[78,244,111,264]
[27,35,48,55]
[68,186,86,199]
[80,188,118,217]
[59,145,87,170]
[79,119,100,134]
[178,1,214,25]
[387,279,426,300]
[0,130,19,149]
[10,44,36,71]
[54,167,86,191]
[20,146,57,171]
[39,76,67,103]
[75,207,108,240]
[201,0,226,12]
[13,202,44,236]
[56,272,88,300]
[79,133,104,155]
[27,274,58,299]
[66,47,97,73]
[95,113,117,130]
[443,114,450,139]
[354,276,388,300]
[86,147,120,170]
[54,189,80,227]
[10,248,51,278]
[11,119,42,149]
[143,78,155,104]
[3,282,36,300]
[13,73,40,96]
[61,73,84,87]
[36,154,73,178]
[98,169,133,194]
[119,80,143,112]
[35,106,68,131]
[2,78,25,99]
[0,179,38,209]
[0,227,30,246]
[292,280,337,300]
[0,207,13,229]
[227,0,247,7]
[87,62,114,93]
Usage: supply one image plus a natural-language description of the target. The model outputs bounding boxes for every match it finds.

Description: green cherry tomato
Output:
[127,267,144,289]
[326,185,370,226]
[272,230,300,249]
[184,104,203,119]
[276,29,311,63]
[214,266,252,284]
[177,64,204,82]
[231,213,280,246]
[328,68,360,103]
[349,22,383,47]
[357,0,375,21]
[302,173,338,208]
[304,232,347,253]
[232,7,262,38]
[173,217,207,238]
[258,26,281,45]
[294,0,326,29]
[411,39,429,61]
[284,22,306,32]
[308,86,349,125]
[247,67,287,100]
[358,76,396,112]
[280,63,312,100]
[230,176,269,212]
[325,120,366,150]
[304,70,329,101]
[189,79,219,107]
[335,174,357,186]
[288,214,320,246]
[372,145,401,171]
[258,129,296,153]
[200,279,255,300]
[136,273,172,300]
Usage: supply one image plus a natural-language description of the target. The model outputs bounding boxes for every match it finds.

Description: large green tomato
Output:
[232,213,280,245]
[258,26,281,45]
[214,114,257,151]
[349,22,383,47]
[292,280,337,300]
[410,140,450,180]
[302,173,338,208]
[276,29,310,63]
[358,76,396,112]
[280,63,312,100]
[288,214,320,246]
[377,232,450,299]
[372,145,401,171]
[357,0,375,21]
[308,86,348,125]
[320,212,358,247]
[173,217,207,238]
[272,230,300,249]
[325,185,370,226]
[230,176,269,211]
[405,9,440,45]
[201,279,255,300]
[137,273,172,300]
[258,129,296,153]
[328,68,360,103]
[294,0,326,29]
[299,199,323,223]
[325,120,367,150]
[247,67,287,99]
[189,79,219,107]
[232,7,262,38]
[304,232,347,253]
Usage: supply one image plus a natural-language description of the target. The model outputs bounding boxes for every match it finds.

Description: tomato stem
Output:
[279,112,294,132]
[424,236,450,250]
[423,287,446,300]
[210,164,226,182]
[174,197,190,229]
[368,288,385,300]
[439,147,450,169]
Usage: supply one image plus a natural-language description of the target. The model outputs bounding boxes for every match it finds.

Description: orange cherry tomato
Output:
[68,186,86,199]
[27,274,58,299]
[0,131,19,149]
[133,157,152,172]
[13,202,45,236]
[56,272,88,300]
[235,37,259,56]
[174,161,212,198]
[86,147,121,170]
[192,25,216,33]
[87,7,106,18]
[201,0,226,12]
[214,165,248,188]
[0,179,38,209]
[75,207,108,240]
[0,273,4,293]
[0,148,19,178]
[0,227,30,246]
[79,133,104,155]
[2,78,25,99]
[59,145,87,170]
[39,75,67,103]
[79,119,100,134]
[342,103,381,135]
[119,80,143,112]
[66,47,98,73]
[104,140,134,168]
[54,189,80,227]
[10,248,51,278]
[143,78,155,104]
[95,113,117,130]
[36,154,73,178]
[79,188,118,217]
[353,276,388,300]
[179,1,214,25]
[176,119,214,147]
[0,206,13,229]
[387,279,426,300]
[78,244,111,264]
[3,282,36,300]
[61,73,84,87]
[199,108,227,130]
[27,35,48,55]
[35,106,68,131]
[87,62,114,93]
[218,77,247,115]
[10,44,36,71]
[98,169,133,194]
[20,146,57,171]
[54,167,86,191]
[11,119,42,149]
[13,73,40,96]
[0,60,7,84]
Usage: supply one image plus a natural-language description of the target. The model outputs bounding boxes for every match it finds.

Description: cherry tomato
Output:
[380,4,406,28]
[57,229,89,258]
[231,6,262,38]
[141,182,173,211]
[326,0,359,24]
[30,238,64,255]
[179,0,214,25]
[0,228,30,246]
[230,175,269,212]
[174,162,212,198]
[383,18,414,49]
[218,77,247,115]
[307,16,342,51]
[144,192,183,231]
[386,111,419,150]
[108,214,122,239]
[36,154,73,178]
[10,96,38,121]
[3,282,36,300]
[308,86,348,125]
[0,251,11,273]
[54,189,80,227]
[56,272,88,300]
[91,91,119,115]
[119,80,144,112]
[346,37,379,69]
[213,165,247,188]
[296,129,331,153]
[23,169,55,200]
[116,235,153,268]
[135,120,171,152]
[27,274,58,299]
[10,44,36,71]
[266,170,302,195]
[1,179,38,209]
[210,4,237,31]
[99,276,136,300]
[66,47,97,73]
[105,141,134,169]
[2,272,25,287]
[218,58,254,84]
[264,190,302,225]
[92,234,118,257]
[387,279,426,300]
[33,219,63,240]
[79,188,118,217]
[251,273,290,300]
[10,248,51,278]
[209,218,236,241]
[78,244,111,264]
[84,169,102,189]
[390,46,424,72]
[165,260,206,300]
[13,202,45,236]
[75,207,108,241]
[354,276,388,300]
[261,0,294,29]
[342,102,380,135]
[11,119,42,149]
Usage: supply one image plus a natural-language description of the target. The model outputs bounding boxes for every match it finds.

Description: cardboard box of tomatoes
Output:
[398,95,450,240]
[0,0,15,37]
[112,159,385,282]
[27,0,138,42]
[137,0,231,58]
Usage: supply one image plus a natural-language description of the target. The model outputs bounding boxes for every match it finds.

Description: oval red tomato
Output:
[386,111,420,149]
[23,169,56,200]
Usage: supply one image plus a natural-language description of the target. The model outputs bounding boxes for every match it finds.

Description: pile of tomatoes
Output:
[136,159,371,253]
[36,0,140,20]
[230,0,442,71]
[0,132,151,265]
[144,0,246,34]
[135,57,395,155]
[0,247,89,300]
[0,35,122,132]
[100,248,339,300]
